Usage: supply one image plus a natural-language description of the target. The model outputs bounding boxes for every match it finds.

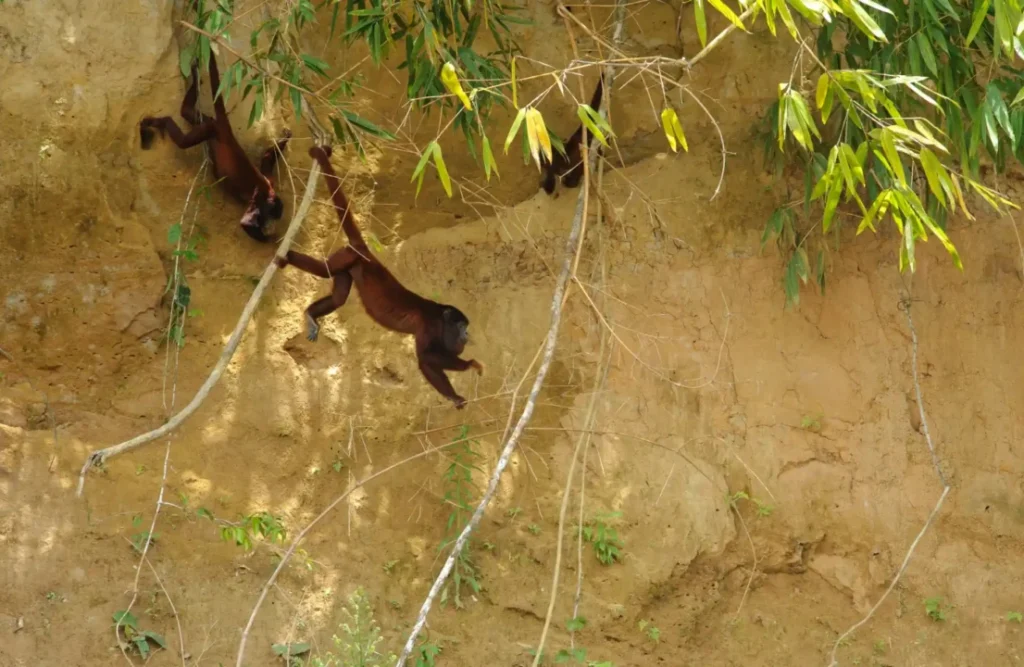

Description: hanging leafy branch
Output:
[755,0,1024,306]
[177,0,522,175]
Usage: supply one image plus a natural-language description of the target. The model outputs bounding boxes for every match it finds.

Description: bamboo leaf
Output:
[707,0,748,30]
[694,0,708,47]
[441,62,473,110]
[504,107,527,154]
[481,135,499,181]
[880,130,907,186]
[432,143,453,197]
[918,148,948,208]
[411,140,435,184]
[511,56,518,108]
[661,107,679,152]
[670,111,689,151]
[525,108,553,166]
[577,106,609,147]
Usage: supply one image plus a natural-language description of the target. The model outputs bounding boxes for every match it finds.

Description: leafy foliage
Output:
[113,610,167,660]
[438,425,483,610]
[758,0,1023,306]
[294,588,397,667]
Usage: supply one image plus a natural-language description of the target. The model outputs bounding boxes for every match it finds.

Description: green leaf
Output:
[167,223,182,245]
[481,135,498,181]
[411,141,436,189]
[341,110,397,141]
[432,143,453,198]
[1012,87,1024,107]
[987,84,1015,143]
[113,611,138,629]
[915,34,938,78]
[141,631,167,650]
[179,45,194,79]
[880,130,906,186]
[822,176,843,232]
[300,54,329,77]
[761,207,785,250]
[272,642,312,657]
[841,0,889,42]
[918,148,948,208]
[196,507,214,520]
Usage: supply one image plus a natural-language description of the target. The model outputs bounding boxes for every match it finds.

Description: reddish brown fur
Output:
[275,146,482,408]
[139,51,289,242]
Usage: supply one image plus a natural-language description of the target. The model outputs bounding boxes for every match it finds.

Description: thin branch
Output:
[826,294,952,665]
[394,60,608,667]
[76,160,323,497]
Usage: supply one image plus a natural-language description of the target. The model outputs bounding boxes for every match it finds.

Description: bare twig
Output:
[76,160,323,497]
[826,295,952,665]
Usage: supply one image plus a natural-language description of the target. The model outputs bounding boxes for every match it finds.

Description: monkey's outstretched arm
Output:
[416,353,465,407]
[140,117,216,150]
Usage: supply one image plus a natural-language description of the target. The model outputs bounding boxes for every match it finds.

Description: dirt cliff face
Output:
[2,1,1023,666]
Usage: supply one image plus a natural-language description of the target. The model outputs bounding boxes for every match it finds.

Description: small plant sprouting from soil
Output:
[290,587,397,667]
[1006,611,1022,623]
[113,610,166,661]
[580,511,624,566]
[638,619,661,644]
[219,511,287,551]
[438,425,483,609]
[924,597,948,622]
[728,490,774,518]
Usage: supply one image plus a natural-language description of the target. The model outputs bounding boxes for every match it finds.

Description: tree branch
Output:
[76,160,322,497]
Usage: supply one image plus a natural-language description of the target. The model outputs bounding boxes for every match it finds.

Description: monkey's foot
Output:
[453,395,467,410]
[470,360,484,375]
[305,314,320,342]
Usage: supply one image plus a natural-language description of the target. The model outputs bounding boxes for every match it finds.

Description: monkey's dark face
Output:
[266,193,284,220]
[442,306,470,354]
[540,168,557,195]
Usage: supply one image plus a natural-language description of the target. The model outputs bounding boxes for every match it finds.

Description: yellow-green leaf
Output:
[661,107,679,152]
[441,62,473,111]
[510,56,518,108]
[694,0,708,47]
[918,148,947,208]
[880,129,906,186]
[670,111,689,151]
[432,143,452,197]
[1012,86,1024,107]
[577,105,609,147]
[823,177,843,232]
[707,0,747,30]
[776,0,800,38]
[816,74,831,111]
[525,108,553,166]
[763,0,778,35]
[859,190,890,234]
[411,141,436,184]
[481,135,499,182]
[900,210,916,273]
[840,144,866,186]
[504,107,526,154]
